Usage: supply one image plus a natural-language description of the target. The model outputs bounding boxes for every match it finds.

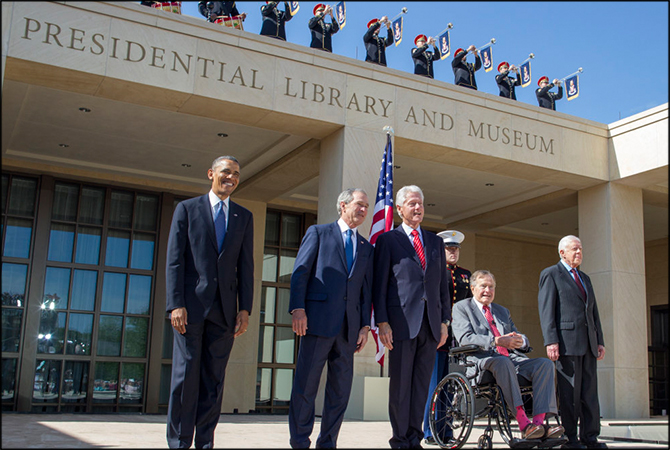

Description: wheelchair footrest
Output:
[508,437,543,449]
[535,437,569,449]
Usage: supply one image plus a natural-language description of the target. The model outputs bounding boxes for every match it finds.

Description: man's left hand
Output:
[597,345,606,360]
[355,327,369,353]
[234,310,249,337]
[438,323,449,348]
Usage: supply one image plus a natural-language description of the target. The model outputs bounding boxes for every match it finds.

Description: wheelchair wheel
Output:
[491,388,516,447]
[477,434,492,449]
[429,372,475,449]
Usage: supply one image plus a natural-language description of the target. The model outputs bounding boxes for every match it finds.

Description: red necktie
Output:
[571,268,586,299]
[483,305,509,356]
[411,229,426,270]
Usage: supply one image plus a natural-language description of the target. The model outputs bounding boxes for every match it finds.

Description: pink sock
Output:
[516,405,530,431]
[533,413,546,426]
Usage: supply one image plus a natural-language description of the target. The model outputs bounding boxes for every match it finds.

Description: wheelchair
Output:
[428,344,568,449]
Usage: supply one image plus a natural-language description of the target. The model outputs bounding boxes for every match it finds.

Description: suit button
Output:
[214,278,218,282]
[344,296,347,301]
[421,297,427,302]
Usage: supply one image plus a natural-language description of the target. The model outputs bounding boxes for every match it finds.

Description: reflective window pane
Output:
[279,249,297,284]
[281,214,302,248]
[262,248,278,282]
[101,272,126,313]
[1,174,8,212]
[123,317,148,358]
[79,187,105,225]
[162,319,173,359]
[47,223,75,262]
[264,212,280,246]
[3,218,32,258]
[93,361,118,403]
[66,313,93,355]
[120,363,144,404]
[43,267,70,310]
[97,315,123,356]
[134,195,158,231]
[275,327,295,364]
[2,358,17,401]
[109,191,133,229]
[70,270,97,311]
[1,309,23,352]
[33,359,61,402]
[258,326,274,363]
[75,226,101,265]
[52,183,79,222]
[274,368,293,404]
[256,368,272,405]
[7,177,37,216]
[127,275,151,315]
[105,230,130,268]
[130,233,155,270]
[276,288,292,325]
[2,263,28,306]
[260,287,276,324]
[37,311,66,354]
[62,361,88,403]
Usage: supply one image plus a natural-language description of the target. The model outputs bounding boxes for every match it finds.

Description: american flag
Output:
[369,133,394,366]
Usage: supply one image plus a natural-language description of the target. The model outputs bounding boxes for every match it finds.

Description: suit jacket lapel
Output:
[221,201,240,253]
[393,228,423,270]
[331,222,348,271]
[200,195,218,251]
[557,262,586,301]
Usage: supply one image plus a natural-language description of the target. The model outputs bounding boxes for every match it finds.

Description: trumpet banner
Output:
[481,45,493,72]
[566,74,579,101]
[289,1,299,16]
[392,17,403,46]
[520,60,532,87]
[438,30,450,60]
[334,1,346,28]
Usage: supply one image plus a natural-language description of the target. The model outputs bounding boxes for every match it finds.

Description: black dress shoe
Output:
[560,443,587,449]
[583,441,607,449]
[423,436,438,446]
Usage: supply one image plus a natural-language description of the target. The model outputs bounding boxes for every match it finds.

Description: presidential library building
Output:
[1,2,667,419]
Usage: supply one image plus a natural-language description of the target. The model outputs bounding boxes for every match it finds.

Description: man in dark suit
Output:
[166,156,254,449]
[453,270,564,442]
[373,185,451,449]
[288,188,374,448]
[363,17,394,66]
[538,235,606,449]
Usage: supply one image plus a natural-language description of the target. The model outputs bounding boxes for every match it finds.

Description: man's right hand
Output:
[378,322,393,350]
[171,307,188,334]
[292,309,308,336]
[546,343,560,361]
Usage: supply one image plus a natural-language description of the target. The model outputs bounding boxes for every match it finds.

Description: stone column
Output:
[578,182,649,419]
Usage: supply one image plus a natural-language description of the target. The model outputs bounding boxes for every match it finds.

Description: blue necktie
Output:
[214,201,226,252]
[345,229,354,273]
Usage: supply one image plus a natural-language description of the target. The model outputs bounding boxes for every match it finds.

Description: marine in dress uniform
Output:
[308,4,339,53]
[452,46,482,90]
[363,17,394,66]
[495,61,522,100]
[412,35,440,79]
[422,230,472,445]
[260,1,293,41]
[198,1,245,22]
[535,76,564,110]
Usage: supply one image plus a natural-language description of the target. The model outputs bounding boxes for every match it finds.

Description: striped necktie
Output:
[483,305,509,356]
[411,229,426,270]
[214,201,226,252]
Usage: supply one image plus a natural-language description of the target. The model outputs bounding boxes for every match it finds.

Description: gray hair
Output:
[211,156,240,170]
[337,188,367,215]
[558,235,581,257]
[395,185,424,208]
[470,270,496,288]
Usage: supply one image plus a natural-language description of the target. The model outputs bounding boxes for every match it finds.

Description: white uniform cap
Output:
[436,230,465,247]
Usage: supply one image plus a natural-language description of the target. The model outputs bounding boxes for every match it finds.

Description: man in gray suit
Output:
[538,235,606,449]
[452,270,564,441]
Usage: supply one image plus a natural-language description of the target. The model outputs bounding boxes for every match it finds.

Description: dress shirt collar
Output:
[400,222,423,243]
[337,218,357,235]
[208,191,230,219]
[559,259,578,273]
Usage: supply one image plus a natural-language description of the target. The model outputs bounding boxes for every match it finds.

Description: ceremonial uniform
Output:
[309,10,339,52]
[496,70,521,100]
[363,21,394,66]
[412,43,440,79]
[198,1,240,22]
[536,79,563,110]
[260,1,293,41]
[452,50,481,90]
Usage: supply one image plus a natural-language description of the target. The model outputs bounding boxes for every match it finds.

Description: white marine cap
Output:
[437,230,465,248]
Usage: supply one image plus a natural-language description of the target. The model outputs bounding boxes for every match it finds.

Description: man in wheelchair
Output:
[451,270,565,443]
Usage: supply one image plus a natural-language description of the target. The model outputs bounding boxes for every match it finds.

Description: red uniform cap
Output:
[313,4,325,15]
[454,48,465,57]
[538,76,549,86]
[497,61,509,72]
[367,18,379,28]
[414,34,427,46]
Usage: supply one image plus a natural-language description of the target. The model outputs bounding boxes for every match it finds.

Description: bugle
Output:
[389,7,408,22]
[509,53,534,71]
[560,67,583,82]
[431,23,453,41]
[471,38,496,53]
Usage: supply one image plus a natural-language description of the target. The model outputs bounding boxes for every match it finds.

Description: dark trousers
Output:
[288,322,356,449]
[166,300,235,449]
[388,313,438,448]
[556,353,601,444]
[422,351,452,440]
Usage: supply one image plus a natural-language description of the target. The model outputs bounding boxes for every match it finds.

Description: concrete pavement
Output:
[1,413,668,448]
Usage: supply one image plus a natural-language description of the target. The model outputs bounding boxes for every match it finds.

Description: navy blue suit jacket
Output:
[165,194,254,327]
[289,222,373,343]
[372,227,451,342]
